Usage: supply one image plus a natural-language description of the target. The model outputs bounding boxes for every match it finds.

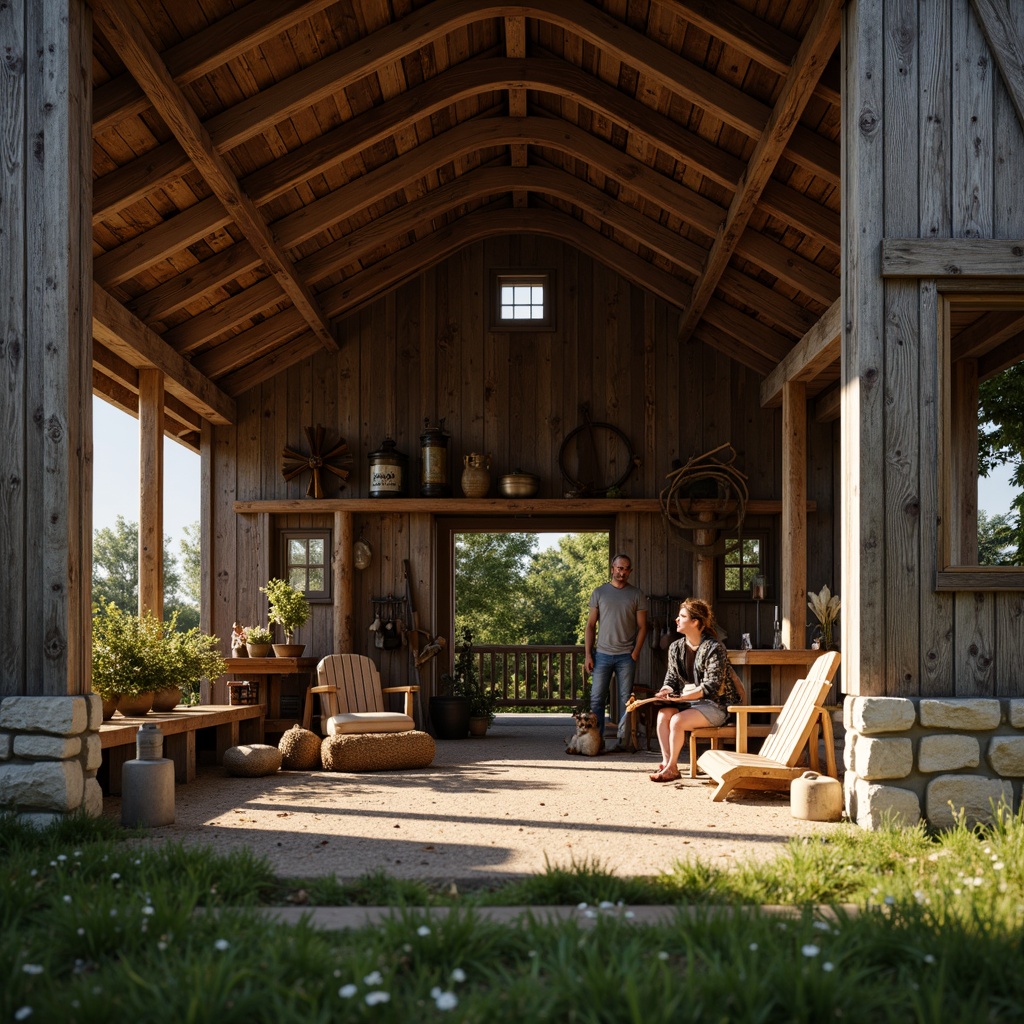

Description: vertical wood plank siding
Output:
[844,0,1024,698]
[209,238,837,686]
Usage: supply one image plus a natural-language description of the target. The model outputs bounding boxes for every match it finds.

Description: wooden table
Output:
[225,656,319,734]
[726,650,826,704]
[99,704,264,794]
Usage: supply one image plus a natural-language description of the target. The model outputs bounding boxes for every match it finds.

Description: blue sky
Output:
[92,396,1019,553]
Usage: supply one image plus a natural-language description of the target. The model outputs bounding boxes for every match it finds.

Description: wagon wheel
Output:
[558,417,638,497]
[281,424,353,498]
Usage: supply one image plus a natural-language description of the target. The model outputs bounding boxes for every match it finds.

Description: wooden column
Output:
[781,381,807,649]
[0,0,92,698]
[694,512,716,602]
[334,511,355,651]
[949,359,979,565]
[139,369,165,619]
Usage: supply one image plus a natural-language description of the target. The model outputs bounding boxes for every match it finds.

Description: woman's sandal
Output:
[649,768,681,782]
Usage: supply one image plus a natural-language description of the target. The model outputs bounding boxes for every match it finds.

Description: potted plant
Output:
[155,623,227,710]
[429,627,488,740]
[243,624,274,658]
[807,584,841,650]
[91,603,170,717]
[261,578,311,657]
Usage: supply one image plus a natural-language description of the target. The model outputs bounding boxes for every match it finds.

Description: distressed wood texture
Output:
[843,0,1024,698]
[209,238,838,684]
[0,0,92,698]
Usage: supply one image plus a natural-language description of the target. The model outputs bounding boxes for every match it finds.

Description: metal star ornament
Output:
[281,425,353,498]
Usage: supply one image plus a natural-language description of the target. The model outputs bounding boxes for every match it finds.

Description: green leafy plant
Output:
[91,602,171,699]
[261,578,311,640]
[244,624,273,646]
[442,627,496,723]
[168,625,226,704]
[807,584,841,650]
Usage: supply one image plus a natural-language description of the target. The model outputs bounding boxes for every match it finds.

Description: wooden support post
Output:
[335,511,354,651]
[139,368,165,619]
[781,380,807,649]
[694,512,716,601]
[949,359,979,565]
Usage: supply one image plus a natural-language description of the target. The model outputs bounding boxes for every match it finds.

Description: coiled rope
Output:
[659,443,749,555]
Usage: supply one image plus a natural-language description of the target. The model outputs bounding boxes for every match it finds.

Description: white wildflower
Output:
[14,1008,33,1021]
[21,965,44,976]
[214,939,230,951]
[599,900,614,909]
[923,954,935,964]
[801,944,820,957]
[339,984,358,998]
[364,971,383,986]
[142,905,155,916]
[63,895,72,904]
[110,873,121,882]
[577,902,588,910]
[450,968,466,983]
[435,992,458,1011]
[417,925,431,937]
[657,951,670,961]
[364,991,390,1006]
[994,862,1005,871]
[57,855,67,862]
[823,962,835,972]
[748,942,758,952]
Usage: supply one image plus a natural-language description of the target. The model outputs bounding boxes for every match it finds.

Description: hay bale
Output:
[223,744,282,777]
[321,730,435,772]
[278,724,322,770]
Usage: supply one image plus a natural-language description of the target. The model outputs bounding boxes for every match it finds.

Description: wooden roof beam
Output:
[760,297,842,407]
[92,0,339,133]
[92,284,236,425]
[90,0,338,353]
[951,310,1024,360]
[676,0,841,344]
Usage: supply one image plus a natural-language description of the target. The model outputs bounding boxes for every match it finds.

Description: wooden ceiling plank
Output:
[92,283,236,425]
[220,332,324,396]
[92,0,338,352]
[93,139,190,223]
[813,382,842,423]
[93,0,340,133]
[160,278,287,354]
[692,324,778,376]
[677,0,841,343]
[760,296,841,407]
[703,297,794,363]
[950,310,1024,360]
[93,197,233,287]
[126,242,261,322]
[760,180,840,250]
[978,332,1024,381]
[193,308,310,379]
[737,228,839,305]
[719,267,821,338]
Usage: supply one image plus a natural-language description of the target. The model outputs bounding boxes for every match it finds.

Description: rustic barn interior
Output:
[5,0,1024,829]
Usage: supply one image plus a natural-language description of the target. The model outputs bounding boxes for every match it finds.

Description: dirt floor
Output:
[102,714,847,884]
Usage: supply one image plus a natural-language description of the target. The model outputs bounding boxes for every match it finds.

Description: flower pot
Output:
[429,695,471,739]
[246,643,272,658]
[469,716,490,737]
[101,695,119,721]
[152,686,182,713]
[272,643,305,658]
[117,691,155,716]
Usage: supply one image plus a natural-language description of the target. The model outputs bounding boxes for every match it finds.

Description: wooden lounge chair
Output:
[302,654,418,735]
[688,651,841,778]
[697,651,841,801]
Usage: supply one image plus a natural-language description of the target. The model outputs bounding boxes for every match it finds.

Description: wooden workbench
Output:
[99,704,265,794]
[225,656,319,734]
[726,649,830,704]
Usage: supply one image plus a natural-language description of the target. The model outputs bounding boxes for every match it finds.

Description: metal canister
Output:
[419,418,450,497]
[368,437,407,497]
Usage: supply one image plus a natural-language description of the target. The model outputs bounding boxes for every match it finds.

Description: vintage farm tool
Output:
[281,424,353,498]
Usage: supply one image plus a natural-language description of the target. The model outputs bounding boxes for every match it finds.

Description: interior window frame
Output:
[278,528,333,603]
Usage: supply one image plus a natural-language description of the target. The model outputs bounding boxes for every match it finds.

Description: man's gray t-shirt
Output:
[589,582,646,654]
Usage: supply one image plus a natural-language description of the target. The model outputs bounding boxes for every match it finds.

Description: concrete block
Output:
[852,777,922,829]
[13,734,82,760]
[925,775,1014,829]
[0,696,90,735]
[852,736,913,780]
[0,733,10,760]
[1009,700,1024,729]
[86,694,104,731]
[987,736,1024,777]
[849,697,916,735]
[0,761,84,812]
[843,731,857,771]
[83,733,103,772]
[82,778,104,818]
[919,699,1001,731]
[17,812,65,829]
[918,734,980,773]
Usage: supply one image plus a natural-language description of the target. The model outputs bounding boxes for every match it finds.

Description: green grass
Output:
[3,809,1024,1022]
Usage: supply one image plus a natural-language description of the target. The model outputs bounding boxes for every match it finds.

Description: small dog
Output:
[565,711,603,756]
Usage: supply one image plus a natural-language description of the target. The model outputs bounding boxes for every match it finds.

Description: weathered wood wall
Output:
[843,0,1024,699]
[207,236,838,694]
[0,0,93,699]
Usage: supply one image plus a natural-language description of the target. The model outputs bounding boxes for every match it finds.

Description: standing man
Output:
[585,552,648,751]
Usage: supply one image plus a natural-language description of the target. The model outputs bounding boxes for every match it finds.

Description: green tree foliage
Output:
[979,363,1024,563]
[180,520,201,606]
[978,510,1017,566]
[92,515,197,629]
[455,531,609,645]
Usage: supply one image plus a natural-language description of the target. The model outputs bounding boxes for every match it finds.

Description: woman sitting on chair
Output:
[649,598,743,782]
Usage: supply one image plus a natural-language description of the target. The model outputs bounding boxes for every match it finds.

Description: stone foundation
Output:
[0,695,104,826]
[844,696,1024,830]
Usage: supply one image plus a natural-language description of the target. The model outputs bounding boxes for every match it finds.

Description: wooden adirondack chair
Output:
[697,651,841,802]
[302,654,418,736]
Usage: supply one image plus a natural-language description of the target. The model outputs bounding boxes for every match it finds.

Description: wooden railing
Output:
[472,645,586,708]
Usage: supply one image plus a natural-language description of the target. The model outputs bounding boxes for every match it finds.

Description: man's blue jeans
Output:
[590,651,637,743]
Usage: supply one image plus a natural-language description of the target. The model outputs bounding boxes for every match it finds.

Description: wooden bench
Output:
[99,704,265,794]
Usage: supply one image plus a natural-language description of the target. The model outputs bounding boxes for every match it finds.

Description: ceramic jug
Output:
[461,452,492,497]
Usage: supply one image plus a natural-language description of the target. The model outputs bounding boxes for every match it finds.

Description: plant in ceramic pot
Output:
[261,578,311,656]
[243,624,274,658]
[429,627,486,739]
[807,584,841,650]
[91,602,170,717]
[160,623,227,709]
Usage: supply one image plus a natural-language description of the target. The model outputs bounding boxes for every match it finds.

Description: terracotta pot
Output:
[101,695,119,721]
[272,643,305,658]
[469,716,490,737]
[461,453,491,497]
[152,686,182,713]
[117,691,154,716]
[246,643,272,658]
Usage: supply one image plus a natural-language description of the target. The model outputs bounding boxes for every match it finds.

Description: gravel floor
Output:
[103,714,846,883]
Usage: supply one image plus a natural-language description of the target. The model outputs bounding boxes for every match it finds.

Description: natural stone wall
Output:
[844,697,1024,830]
[0,695,104,826]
